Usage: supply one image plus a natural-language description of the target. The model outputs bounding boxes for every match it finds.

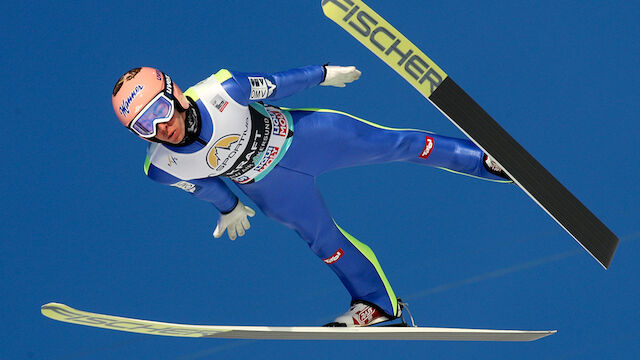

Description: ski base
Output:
[42,303,555,341]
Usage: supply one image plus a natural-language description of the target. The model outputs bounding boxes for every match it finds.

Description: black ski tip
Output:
[599,238,619,270]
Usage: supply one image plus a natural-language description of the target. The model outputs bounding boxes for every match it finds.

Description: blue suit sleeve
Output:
[146,162,238,214]
[219,65,326,106]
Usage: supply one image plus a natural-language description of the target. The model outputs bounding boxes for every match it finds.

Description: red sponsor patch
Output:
[420,136,435,159]
[355,306,377,325]
[323,248,344,264]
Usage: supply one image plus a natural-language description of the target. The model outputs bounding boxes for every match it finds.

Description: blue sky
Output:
[2,0,639,359]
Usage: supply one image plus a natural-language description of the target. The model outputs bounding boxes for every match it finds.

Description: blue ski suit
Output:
[144,65,510,317]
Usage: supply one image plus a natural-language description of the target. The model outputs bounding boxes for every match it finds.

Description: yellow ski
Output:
[42,303,555,341]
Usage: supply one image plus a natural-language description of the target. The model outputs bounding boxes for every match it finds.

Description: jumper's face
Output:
[152,106,186,144]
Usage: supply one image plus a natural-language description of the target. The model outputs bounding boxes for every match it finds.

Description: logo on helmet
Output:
[119,85,144,116]
[164,74,173,95]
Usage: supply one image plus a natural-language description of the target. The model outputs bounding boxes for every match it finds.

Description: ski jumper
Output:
[144,65,510,317]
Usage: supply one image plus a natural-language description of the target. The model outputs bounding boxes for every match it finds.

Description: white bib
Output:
[147,74,293,184]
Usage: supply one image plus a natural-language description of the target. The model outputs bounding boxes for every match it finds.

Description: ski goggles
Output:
[128,74,177,138]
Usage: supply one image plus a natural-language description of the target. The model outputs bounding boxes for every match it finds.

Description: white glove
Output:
[320,65,361,87]
[213,200,256,240]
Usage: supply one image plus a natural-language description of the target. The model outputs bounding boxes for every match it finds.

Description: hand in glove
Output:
[213,200,256,240]
[320,65,361,87]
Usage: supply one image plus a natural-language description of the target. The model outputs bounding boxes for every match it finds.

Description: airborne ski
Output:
[41,303,555,341]
[321,0,618,268]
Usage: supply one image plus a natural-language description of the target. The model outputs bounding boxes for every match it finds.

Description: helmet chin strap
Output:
[149,97,201,147]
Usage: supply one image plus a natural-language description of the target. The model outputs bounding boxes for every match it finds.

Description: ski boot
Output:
[483,154,511,181]
[324,300,402,327]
